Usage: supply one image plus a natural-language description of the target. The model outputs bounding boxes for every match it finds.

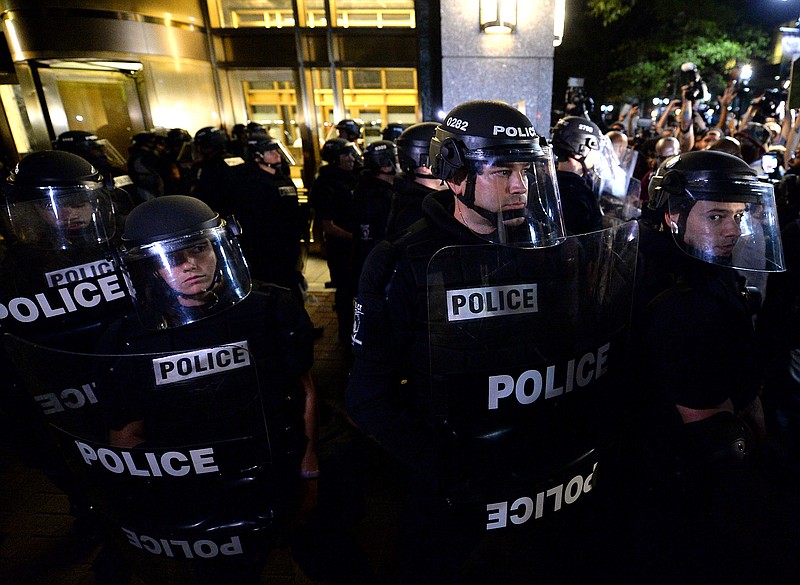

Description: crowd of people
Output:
[1,79,800,585]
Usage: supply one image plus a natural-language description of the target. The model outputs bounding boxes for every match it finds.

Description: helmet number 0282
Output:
[445,117,469,131]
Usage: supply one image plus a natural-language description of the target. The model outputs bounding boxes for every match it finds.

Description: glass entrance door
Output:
[37,67,145,158]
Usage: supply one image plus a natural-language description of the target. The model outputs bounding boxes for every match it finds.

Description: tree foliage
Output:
[586,0,637,26]
[581,1,771,104]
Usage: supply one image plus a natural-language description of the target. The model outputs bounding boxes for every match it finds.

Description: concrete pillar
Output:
[440,0,554,131]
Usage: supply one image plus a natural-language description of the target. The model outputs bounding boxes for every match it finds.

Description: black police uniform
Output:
[310,163,357,342]
[189,151,245,218]
[387,172,437,234]
[626,222,787,585]
[347,189,492,583]
[350,171,395,291]
[231,162,304,295]
[556,170,603,235]
[128,146,164,201]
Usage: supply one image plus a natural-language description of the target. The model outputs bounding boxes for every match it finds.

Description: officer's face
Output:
[452,162,529,231]
[261,149,282,165]
[158,240,218,306]
[673,200,746,259]
[337,151,355,172]
[35,199,94,233]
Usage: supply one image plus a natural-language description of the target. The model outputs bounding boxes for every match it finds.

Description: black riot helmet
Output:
[363,140,399,173]
[335,119,362,141]
[321,138,361,166]
[396,121,439,175]
[53,130,106,161]
[381,122,406,141]
[129,131,156,153]
[193,126,227,151]
[550,116,602,162]
[246,133,296,169]
[120,195,251,329]
[3,150,116,250]
[429,100,565,246]
[647,150,784,271]
[53,130,128,177]
[166,128,191,150]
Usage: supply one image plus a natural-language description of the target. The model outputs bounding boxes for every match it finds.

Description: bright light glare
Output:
[741,64,753,81]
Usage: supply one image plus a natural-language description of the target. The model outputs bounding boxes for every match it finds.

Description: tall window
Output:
[311,67,418,145]
[213,0,415,29]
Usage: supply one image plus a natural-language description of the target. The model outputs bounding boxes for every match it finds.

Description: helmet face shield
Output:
[667,181,784,272]
[458,146,566,247]
[4,183,115,250]
[122,224,251,330]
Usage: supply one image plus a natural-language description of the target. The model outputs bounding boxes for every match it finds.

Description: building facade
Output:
[0,0,557,188]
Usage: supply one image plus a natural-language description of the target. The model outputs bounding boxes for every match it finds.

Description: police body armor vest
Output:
[426,222,638,531]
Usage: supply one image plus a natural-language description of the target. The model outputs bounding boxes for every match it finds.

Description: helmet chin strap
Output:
[454,173,527,225]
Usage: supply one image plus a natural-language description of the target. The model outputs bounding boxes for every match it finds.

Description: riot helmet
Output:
[648,150,784,271]
[129,131,157,153]
[381,122,406,141]
[363,140,399,174]
[3,150,116,251]
[120,195,251,330]
[194,126,227,152]
[247,133,296,170]
[335,119,362,141]
[429,100,565,246]
[246,122,265,136]
[396,121,439,176]
[550,116,603,169]
[53,130,128,178]
[321,138,362,170]
[166,128,191,150]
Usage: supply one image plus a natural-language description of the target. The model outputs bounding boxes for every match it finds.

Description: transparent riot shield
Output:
[4,334,303,583]
[427,221,638,532]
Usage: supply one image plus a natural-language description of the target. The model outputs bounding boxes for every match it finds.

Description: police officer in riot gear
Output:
[628,150,792,584]
[233,132,305,299]
[387,121,447,233]
[87,195,332,583]
[550,115,605,234]
[127,131,164,201]
[381,122,406,141]
[1,150,128,335]
[53,130,135,195]
[350,139,399,289]
[347,100,636,583]
[0,150,131,538]
[310,138,360,344]
[189,126,244,217]
[335,118,363,143]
